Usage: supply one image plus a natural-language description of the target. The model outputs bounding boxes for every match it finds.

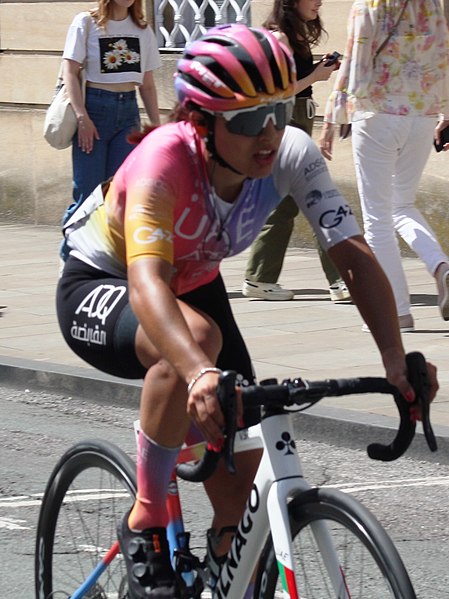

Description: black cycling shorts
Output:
[57,257,259,424]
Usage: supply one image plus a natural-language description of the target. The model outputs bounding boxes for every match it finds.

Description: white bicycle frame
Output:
[212,411,351,599]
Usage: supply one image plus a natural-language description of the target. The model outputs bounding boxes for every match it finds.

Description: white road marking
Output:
[0,516,30,530]
[0,489,129,508]
[329,476,449,494]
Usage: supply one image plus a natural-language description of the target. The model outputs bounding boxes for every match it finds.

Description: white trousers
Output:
[352,113,447,316]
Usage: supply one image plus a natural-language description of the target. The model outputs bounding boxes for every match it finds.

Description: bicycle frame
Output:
[210,411,350,599]
[38,357,433,599]
[64,413,351,599]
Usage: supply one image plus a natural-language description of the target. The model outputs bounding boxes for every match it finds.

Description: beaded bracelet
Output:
[187,367,223,395]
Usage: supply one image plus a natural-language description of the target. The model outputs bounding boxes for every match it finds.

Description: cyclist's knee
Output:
[147,359,182,390]
[190,313,223,361]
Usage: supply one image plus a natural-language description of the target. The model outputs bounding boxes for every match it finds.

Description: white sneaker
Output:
[242,280,294,301]
[362,314,415,333]
[435,263,449,321]
[329,280,351,302]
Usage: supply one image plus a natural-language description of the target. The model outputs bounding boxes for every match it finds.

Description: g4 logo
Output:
[319,204,353,229]
[133,226,172,244]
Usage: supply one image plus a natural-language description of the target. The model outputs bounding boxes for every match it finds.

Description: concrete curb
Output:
[0,355,141,407]
[2,356,449,464]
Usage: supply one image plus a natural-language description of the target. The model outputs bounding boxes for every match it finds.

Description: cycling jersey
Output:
[66,121,360,296]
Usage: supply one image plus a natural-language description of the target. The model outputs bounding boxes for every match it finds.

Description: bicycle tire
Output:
[35,439,136,599]
[254,487,416,599]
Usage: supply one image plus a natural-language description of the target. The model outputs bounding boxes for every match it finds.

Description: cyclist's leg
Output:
[59,261,222,530]
[57,256,146,378]
[180,275,263,571]
[57,259,224,595]
[128,299,222,531]
[179,275,261,598]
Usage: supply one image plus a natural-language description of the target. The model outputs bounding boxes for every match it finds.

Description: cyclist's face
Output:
[213,118,285,179]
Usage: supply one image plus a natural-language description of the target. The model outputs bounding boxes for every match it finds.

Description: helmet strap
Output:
[196,111,245,176]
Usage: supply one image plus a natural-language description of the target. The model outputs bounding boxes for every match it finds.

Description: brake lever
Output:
[367,351,437,461]
[367,389,416,461]
[217,370,238,475]
[406,351,437,452]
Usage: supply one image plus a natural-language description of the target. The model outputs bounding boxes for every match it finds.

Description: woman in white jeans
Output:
[319,0,449,332]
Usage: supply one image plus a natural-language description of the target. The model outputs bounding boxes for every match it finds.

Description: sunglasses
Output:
[205,99,294,137]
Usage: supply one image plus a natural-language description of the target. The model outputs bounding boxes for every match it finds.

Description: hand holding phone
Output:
[434,126,449,152]
[324,51,341,67]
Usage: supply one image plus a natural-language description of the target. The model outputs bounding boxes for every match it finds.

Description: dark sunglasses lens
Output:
[225,107,266,136]
[276,102,293,129]
[225,103,292,137]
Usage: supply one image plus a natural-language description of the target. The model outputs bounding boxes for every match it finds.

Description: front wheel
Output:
[35,439,136,599]
[254,487,416,599]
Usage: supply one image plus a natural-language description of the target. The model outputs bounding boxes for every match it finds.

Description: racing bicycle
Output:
[35,351,437,598]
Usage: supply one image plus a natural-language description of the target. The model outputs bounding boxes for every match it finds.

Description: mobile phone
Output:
[324,51,341,66]
[433,126,449,152]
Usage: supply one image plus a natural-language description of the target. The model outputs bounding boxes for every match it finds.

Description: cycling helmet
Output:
[174,24,296,112]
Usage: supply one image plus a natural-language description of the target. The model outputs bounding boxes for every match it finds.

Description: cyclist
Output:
[56,23,438,598]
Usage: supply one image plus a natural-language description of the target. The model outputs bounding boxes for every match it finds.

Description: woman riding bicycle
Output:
[56,23,438,599]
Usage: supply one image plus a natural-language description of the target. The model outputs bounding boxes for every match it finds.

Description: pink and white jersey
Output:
[67,121,360,295]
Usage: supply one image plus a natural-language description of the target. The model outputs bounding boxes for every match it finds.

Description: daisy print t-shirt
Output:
[63,12,161,85]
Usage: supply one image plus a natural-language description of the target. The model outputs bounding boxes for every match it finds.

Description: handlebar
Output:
[176,352,437,482]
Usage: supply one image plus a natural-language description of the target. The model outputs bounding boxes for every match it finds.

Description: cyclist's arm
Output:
[276,131,436,403]
[328,238,410,393]
[122,142,226,443]
[127,256,215,385]
[124,163,212,388]
[329,237,439,406]
[128,256,225,443]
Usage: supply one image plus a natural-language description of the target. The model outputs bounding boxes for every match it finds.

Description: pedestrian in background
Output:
[242,0,348,301]
[319,0,449,330]
[62,0,161,208]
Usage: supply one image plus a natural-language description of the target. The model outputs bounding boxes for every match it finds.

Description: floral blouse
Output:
[325,0,449,123]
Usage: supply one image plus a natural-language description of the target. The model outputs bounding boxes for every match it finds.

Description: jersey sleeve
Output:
[274,127,361,250]
[120,136,178,266]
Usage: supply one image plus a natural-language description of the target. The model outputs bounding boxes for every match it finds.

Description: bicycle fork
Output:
[263,412,351,599]
[214,413,351,599]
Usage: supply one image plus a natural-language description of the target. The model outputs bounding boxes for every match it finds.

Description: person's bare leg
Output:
[129,301,223,529]
[204,448,262,554]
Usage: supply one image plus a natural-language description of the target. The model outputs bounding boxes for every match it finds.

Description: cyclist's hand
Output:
[187,373,243,448]
[77,115,100,154]
[382,346,413,402]
[187,372,225,448]
[382,348,439,421]
[319,122,335,160]
[409,360,438,422]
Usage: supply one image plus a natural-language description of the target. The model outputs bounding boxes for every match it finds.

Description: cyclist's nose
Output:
[257,120,278,139]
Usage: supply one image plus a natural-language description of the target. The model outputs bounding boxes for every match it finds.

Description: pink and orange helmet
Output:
[174,24,296,112]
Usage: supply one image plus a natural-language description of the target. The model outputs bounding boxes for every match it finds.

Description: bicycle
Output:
[35,351,437,599]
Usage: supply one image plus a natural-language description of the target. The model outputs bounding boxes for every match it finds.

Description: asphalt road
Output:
[1,383,449,598]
